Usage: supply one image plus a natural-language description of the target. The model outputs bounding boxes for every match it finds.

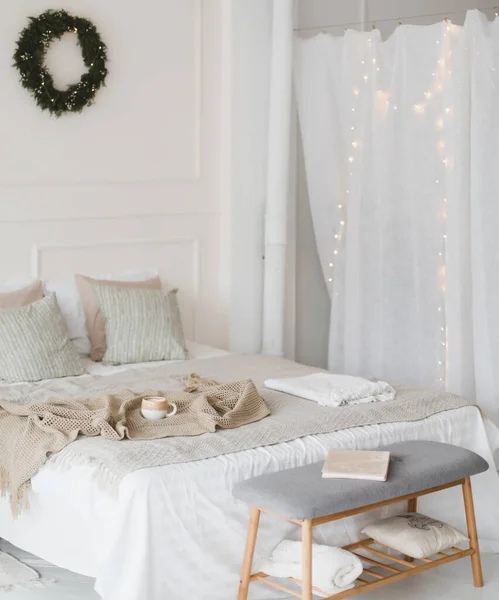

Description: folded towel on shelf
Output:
[260,540,363,597]
[264,373,396,407]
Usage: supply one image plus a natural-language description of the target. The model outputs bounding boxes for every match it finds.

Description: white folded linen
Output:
[264,373,396,407]
[260,540,363,597]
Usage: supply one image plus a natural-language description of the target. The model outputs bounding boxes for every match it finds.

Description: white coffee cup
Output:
[141,397,178,420]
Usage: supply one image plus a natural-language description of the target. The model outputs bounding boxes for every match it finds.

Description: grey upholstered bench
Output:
[233,441,489,600]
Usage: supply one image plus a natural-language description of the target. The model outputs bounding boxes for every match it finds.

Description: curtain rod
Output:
[294,7,497,33]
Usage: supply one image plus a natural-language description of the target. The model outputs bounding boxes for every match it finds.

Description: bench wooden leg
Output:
[462,477,483,587]
[238,506,261,600]
[302,519,313,600]
[405,497,418,562]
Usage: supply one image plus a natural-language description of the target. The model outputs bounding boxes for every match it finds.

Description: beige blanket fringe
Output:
[0,375,269,517]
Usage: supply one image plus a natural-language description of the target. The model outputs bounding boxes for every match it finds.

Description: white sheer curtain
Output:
[295,10,499,422]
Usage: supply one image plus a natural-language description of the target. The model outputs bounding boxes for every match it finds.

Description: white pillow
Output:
[44,269,160,356]
[362,513,468,559]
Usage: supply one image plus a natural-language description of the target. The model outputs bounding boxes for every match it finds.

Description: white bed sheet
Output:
[80,340,230,376]
[1,353,499,600]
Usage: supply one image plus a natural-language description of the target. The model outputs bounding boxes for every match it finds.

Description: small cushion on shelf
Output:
[362,512,468,559]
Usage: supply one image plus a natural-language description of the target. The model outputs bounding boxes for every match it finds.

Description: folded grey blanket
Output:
[0,354,475,498]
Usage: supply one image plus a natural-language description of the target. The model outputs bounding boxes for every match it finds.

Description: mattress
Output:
[0,348,498,600]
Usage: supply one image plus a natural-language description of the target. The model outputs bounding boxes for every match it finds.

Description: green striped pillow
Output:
[0,294,85,382]
[93,285,189,365]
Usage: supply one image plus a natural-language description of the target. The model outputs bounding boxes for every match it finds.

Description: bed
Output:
[1,341,499,600]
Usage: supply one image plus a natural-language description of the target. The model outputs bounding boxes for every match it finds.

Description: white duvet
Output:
[0,344,498,600]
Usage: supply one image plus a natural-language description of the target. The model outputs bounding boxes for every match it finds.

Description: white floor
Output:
[0,541,98,599]
[1,540,498,599]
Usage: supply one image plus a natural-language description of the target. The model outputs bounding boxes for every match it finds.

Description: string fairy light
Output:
[327,20,454,380]
[328,20,458,363]
[407,19,453,385]
[329,33,377,294]
[435,21,453,386]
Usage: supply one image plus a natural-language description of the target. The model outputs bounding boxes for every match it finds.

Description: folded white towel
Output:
[264,373,395,407]
[260,540,363,597]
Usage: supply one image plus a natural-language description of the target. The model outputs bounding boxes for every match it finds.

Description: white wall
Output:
[0,0,228,348]
[295,0,499,368]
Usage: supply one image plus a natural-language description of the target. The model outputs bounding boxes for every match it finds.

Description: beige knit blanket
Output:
[0,376,269,516]
[0,354,476,517]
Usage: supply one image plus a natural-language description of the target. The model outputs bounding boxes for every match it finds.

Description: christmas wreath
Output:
[13,9,108,117]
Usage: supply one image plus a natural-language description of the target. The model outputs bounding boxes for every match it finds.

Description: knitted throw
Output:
[0,376,269,516]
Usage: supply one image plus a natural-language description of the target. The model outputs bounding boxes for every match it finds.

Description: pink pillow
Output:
[75,274,162,361]
[0,281,44,309]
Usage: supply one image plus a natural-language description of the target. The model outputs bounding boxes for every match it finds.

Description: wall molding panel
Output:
[0,0,228,349]
[31,237,201,340]
[0,0,207,187]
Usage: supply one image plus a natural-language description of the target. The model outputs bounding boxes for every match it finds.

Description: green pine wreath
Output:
[13,9,108,117]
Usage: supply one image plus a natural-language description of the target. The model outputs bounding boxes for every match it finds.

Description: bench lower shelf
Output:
[250,538,474,599]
